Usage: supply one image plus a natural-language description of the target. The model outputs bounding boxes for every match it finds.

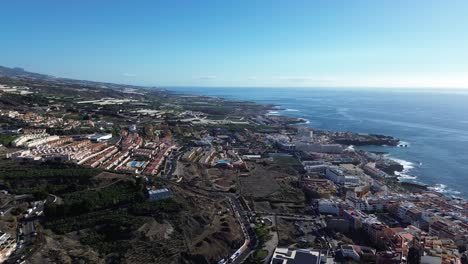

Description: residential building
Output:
[148,188,171,201]
[270,247,334,264]
[318,199,342,215]
[89,133,112,142]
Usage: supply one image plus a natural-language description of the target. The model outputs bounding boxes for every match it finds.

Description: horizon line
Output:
[2,65,468,91]
[161,85,468,91]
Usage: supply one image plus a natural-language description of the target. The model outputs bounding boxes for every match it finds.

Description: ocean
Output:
[168,87,468,199]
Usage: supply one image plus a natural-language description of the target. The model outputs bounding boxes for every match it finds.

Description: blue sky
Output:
[1,0,467,88]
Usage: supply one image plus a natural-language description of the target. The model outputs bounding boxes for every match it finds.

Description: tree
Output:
[33,190,49,200]
[144,124,154,138]
[10,206,25,216]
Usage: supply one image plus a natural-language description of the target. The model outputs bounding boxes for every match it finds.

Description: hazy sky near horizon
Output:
[1,0,467,88]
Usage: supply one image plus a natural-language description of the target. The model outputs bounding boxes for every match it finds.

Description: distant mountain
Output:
[0,65,165,93]
[0,65,56,80]
[0,65,134,88]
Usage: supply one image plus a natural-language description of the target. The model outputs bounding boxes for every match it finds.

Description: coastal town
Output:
[0,67,467,264]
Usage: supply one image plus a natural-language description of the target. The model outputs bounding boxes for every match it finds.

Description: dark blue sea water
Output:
[168,87,468,199]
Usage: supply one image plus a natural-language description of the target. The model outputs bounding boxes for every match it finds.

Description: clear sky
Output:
[1,0,467,88]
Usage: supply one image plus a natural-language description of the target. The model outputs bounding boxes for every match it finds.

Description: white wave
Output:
[283,108,300,112]
[388,156,462,198]
[388,157,415,172]
[428,184,461,196]
[397,141,410,147]
[397,173,417,180]
[346,145,355,151]
[266,111,281,115]
[386,156,418,180]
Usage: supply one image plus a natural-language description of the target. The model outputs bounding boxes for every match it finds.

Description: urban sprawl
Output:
[0,68,466,264]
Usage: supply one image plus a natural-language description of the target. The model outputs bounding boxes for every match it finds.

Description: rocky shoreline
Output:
[332,132,400,146]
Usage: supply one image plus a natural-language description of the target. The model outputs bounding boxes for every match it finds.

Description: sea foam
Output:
[387,156,417,180]
[428,184,461,197]
[266,110,281,115]
[397,141,410,147]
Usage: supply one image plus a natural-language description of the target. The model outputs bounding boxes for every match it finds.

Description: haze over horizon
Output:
[1,0,467,89]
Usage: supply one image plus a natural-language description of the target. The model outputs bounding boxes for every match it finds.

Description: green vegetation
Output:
[0,160,101,196]
[382,178,409,194]
[0,93,50,107]
[80,231,132,255]
[195,123,258,132]
[11,183,86,197]
[11,206,26,216]
[48,126,101,135]
[335,232,354,245]
[207,115,226,120]
[272,156,301,166]
[45,181,146,218]
[0,160,100,180]
[253,249,268,260]
[254,225,272,247]
[0,72,309,262]
[42,181,152,256]
[129,198,183,216]
[181,105,233,115]
[296,240,318,249]
[0,133,19,146]
[44,209,146,234]
[42,183,183,257]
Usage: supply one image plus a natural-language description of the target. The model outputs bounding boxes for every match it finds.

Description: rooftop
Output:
[271,248,332,264]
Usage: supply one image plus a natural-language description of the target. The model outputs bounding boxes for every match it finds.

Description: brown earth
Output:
[31,183,243,264]
[240,162,306,215]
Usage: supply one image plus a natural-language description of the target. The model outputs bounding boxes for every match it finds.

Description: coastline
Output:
[275,107,464,200]
[168,87,465,201]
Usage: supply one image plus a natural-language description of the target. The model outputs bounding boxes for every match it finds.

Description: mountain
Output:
[0,65,157,90]
[0,65,167,101]
[0,65,56,80]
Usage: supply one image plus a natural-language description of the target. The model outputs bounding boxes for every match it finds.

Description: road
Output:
[162,148,183,180]
[185,190,258,264]
[262,215,278,264]
[252,211,318,222]
[6,200,46,263]
[7,219,37,264]
[173,185,323,264]
[226,195,257,264]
